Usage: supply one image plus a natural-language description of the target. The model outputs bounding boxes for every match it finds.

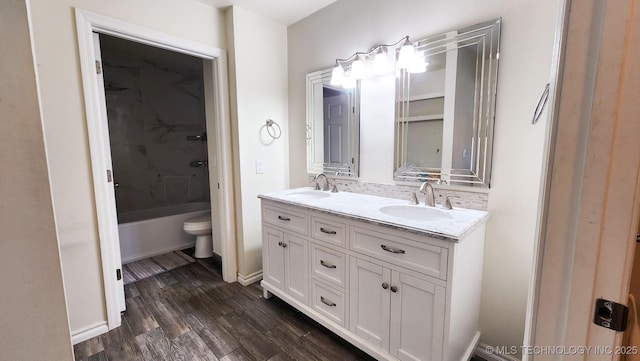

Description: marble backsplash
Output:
[101,35,210,213]
[308,176,489,211]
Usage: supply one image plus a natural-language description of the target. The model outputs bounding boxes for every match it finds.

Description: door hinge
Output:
[116,268,122,281]
[95,60,102,75]
[106,169,113,182]
[593,298,628,331]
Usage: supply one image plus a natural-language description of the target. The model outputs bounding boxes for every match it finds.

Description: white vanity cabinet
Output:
[259,197,486,361]
[350,258,446,361]
[262,205,309,305]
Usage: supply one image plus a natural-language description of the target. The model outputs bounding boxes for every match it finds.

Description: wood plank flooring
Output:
[73,253,375,361]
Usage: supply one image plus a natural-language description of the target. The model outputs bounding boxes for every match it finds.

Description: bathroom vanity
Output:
[259,188,489,361]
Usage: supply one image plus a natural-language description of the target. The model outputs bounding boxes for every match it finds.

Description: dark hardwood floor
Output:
[73,252,375,361]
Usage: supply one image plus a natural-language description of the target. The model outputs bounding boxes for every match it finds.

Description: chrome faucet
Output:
[419,181,436,207]
[313,173,330,191]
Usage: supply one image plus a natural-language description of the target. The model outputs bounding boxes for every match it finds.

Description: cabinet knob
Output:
[277,241,283,247]
[281,243,287,248]
[382,282,389,290]
[390,286,398,293]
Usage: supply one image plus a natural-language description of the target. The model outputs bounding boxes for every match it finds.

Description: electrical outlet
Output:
[256,159,264,174]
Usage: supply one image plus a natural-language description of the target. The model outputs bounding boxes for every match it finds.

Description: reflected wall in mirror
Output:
[394,18,501,187]
[306,68,360,177]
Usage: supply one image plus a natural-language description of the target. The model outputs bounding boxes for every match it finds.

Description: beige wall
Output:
[288,0,559,350]
[27,0,226,336]
[226,6,290,280]
[0,0,73,359]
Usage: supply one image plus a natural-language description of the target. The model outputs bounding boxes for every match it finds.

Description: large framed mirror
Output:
[306,68,360,177]
[394,18,501,187]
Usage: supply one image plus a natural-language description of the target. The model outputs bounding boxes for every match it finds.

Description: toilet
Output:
[183,212,213,258]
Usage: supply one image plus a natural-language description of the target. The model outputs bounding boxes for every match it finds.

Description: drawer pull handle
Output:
[320,260,336,269]
[382,282,389,290]
[277,215,291,221]
[380,244,405,254]
[391,286,398,293]
[320,227,337,235]
[320,296,336,307]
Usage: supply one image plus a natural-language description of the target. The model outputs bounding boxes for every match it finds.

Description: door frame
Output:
[75,9,237,329]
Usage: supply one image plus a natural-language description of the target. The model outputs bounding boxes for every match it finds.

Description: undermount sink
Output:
[285,190,330,199]
[379,205,453,221]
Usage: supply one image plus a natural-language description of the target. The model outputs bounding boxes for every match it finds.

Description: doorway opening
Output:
[99,34,218,266]
[76,9,237,333]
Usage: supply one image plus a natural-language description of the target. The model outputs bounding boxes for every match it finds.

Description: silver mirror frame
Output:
[306,68,360,177]
[394,18,501,187]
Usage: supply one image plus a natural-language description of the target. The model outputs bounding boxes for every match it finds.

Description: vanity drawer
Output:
[263,205,309,236]
[311,216,347,247]
[350,227,448,280]
[311,244,346,289]
[311,280,346,326]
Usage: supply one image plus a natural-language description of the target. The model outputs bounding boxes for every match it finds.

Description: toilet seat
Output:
[184,213,212,231]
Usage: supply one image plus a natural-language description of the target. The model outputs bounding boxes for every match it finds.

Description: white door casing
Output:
[75,9,237,331]
[91,32,126,314]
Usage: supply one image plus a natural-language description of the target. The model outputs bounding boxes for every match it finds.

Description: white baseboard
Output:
[71,321,108,345]
[462,331,481,360]
[237,270,263,286]
[476,342,521,361]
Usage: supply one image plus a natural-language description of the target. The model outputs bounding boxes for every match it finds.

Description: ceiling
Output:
[197,0,338,26]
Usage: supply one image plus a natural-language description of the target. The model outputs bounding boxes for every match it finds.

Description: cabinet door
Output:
[284,233,309,304]
[389,271,445,361]
[349,257,391,350]
[263,227,285,291]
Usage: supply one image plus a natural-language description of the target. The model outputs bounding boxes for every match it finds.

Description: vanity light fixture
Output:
[329,35,427,87]
[396,37,416,69]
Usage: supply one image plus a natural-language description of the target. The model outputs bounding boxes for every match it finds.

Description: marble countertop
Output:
[258,187,489,241]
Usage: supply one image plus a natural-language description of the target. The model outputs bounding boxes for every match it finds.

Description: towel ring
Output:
[266,119,282,139]
[532,83,550,125]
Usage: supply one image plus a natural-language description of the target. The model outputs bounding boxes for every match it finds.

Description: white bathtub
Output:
[118,202,211,264]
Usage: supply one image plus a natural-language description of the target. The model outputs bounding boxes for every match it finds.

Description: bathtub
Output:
[118,202,211,264]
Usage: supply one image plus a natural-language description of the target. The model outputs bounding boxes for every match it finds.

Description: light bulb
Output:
[350,59,365,80]
[373,49,389,74]
[397,44,415,69]
[330,65,344,86]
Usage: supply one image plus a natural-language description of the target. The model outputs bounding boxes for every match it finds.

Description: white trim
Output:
[75,9,123,330]
[475,343,520,361]
[74,8,237,332]
[522,0,569,355]
[237,271,263,286]
[461,331,481,361]
[71,322,109,345]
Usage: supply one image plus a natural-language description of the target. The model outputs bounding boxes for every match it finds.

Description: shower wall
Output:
[100,34,210,214]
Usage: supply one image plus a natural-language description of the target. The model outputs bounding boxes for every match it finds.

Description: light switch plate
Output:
[256,159,264,174]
